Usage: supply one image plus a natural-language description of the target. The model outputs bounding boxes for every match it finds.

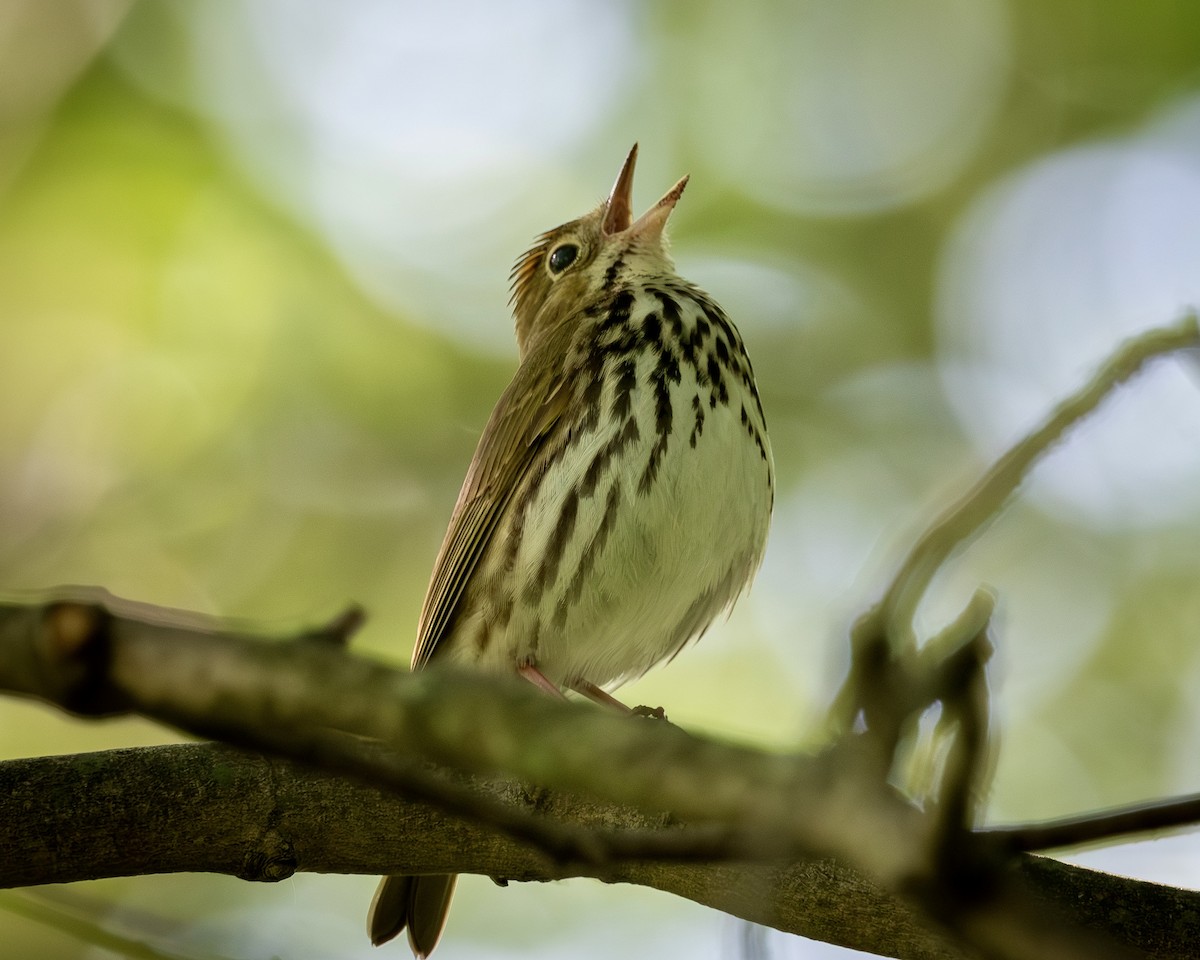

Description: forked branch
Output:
[0,315,1198,960]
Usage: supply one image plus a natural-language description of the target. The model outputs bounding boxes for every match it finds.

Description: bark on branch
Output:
[2,743,1198,960]
[2,316,1199,960]
[0,591,1198,959]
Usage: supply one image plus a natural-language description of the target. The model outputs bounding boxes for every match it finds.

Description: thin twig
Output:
[985,792,1200,853]
[933,626,992,841]
[880,313,1200,641]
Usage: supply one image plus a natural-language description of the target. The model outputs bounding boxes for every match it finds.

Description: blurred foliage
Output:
[1,1,1199,958]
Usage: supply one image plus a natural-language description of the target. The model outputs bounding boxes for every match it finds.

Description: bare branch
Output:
[3,744,1199,960]
[0,593,925,878]
[808,316,1200,958]
[4,317,1200,959]
[986,792,1200,853]
[880,312,1200,640]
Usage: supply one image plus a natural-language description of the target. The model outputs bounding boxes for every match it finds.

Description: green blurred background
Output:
[2,1,1199,957]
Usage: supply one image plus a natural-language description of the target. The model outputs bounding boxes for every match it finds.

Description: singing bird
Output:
[369,145,773,956]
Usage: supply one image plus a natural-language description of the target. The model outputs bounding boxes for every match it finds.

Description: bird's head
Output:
[509,144,688,357]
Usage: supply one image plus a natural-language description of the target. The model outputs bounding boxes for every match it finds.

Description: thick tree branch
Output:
[0,591,1190,960]
[0,593,927,879]
[3,318,1199,960]
[3,743,1199,960]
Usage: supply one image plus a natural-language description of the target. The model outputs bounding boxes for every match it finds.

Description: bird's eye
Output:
[547,243,579,275]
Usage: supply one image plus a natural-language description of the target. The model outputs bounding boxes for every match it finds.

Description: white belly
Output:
[454,342,773,689]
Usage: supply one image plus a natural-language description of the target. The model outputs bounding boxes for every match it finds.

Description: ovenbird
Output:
[368,145,774,956]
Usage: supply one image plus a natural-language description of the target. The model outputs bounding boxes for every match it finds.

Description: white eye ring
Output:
[547,242,579,275]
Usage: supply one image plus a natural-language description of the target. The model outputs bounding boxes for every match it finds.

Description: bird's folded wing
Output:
[412,349,573,669]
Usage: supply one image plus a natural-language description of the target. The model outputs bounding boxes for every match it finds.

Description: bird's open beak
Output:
[602,144,638,235]
[602,143,688,241]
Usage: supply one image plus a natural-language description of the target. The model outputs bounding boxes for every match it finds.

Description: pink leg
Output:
[569,679,632,714]
[517,666,641,716]
[517,663,568,699]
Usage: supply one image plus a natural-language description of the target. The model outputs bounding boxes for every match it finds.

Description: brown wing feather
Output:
[411,353,572,670]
